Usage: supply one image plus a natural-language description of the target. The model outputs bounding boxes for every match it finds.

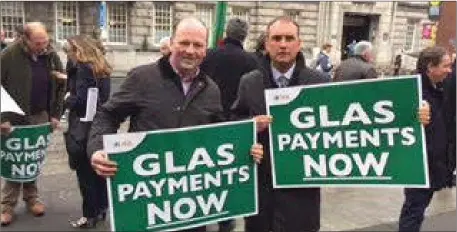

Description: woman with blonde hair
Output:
[63,34,111,228]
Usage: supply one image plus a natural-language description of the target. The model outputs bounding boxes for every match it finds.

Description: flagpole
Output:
[211,1,227,48]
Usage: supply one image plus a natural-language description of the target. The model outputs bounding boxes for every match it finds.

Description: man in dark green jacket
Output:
[0,22,65,226]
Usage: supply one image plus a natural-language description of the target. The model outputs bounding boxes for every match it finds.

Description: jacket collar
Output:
[158,55,209,92]
[421,73,444,94]
[258,52,305,88]
[223,37,244,49]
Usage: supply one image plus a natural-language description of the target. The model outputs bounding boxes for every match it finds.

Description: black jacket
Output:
[87,56,223,157]
[421,74,453,189]
[232,53,328,177]
[333,56,377,82]
[65,62,111,118]
[444,60,456,173]
[201,37,259,116]
[231,53,328,231]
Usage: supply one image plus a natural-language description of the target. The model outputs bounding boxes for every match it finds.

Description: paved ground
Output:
[2,107,456,231]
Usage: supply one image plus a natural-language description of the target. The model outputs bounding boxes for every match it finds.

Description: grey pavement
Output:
[1,124,456,232]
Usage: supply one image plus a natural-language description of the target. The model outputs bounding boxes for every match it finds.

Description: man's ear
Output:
[427,63,434,72]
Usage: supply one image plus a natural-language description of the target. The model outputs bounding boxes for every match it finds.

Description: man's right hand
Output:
[0,121,12,136]
[91,150,118,177]
[254,115,273,133]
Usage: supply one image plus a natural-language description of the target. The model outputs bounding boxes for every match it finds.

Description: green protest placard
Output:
[0,123,52,182]
[266,76,428,188]
[104,120,257,232]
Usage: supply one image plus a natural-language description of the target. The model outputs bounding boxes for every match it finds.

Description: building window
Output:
[404,19,421,52]
[107,2,128,44]
[0,2,24,41]
[227,6,249,23]
[195,4,215,44]
[284,10,300,22]
[55,2,79,42]
[152,2,172,46]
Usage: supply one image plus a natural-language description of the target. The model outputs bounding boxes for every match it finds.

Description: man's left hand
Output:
[50,117,60,130]
[418,100,431,126]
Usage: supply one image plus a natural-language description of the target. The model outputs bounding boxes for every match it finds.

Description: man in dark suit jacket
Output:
[232,16,328,232]
[201,18,259,119]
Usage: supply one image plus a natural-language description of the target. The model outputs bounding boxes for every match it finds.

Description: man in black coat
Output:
[87,17,263,232]
[398,46,453,232]
[201,17,259,232]
[201,18,259,118]
[444,59,456,186]
[232,16,328,232]
[333,41,378,82]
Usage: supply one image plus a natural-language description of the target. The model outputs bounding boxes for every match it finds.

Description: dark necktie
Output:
[277,75,289,88]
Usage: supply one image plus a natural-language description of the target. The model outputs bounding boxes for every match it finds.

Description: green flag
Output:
[210,1,227,48]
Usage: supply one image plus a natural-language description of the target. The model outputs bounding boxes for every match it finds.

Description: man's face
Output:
[26,30,49,55]
[266,21,301,66]
[170,26,207,73]
[428,54,452,83]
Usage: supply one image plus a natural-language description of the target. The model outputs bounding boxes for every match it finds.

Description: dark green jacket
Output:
[1,41,65,124]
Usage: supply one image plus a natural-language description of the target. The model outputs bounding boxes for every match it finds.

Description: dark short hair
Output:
[226,18,249,42]
[266,16,300,38]
[416,46,448,75]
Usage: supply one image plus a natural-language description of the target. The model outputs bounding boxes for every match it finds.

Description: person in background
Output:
[159,36,171,56]
[201,18,259,120]
[201,17,259,232]
[346,39,357,58]
[333,41,377,82]
[394,49,403,76]
[315,43,333,79]
[252,32,267,59]
[63,35,112,228]
[398,46,453,232]
[0,22,65,226]
[444,53,456,187]
[0,30,7,51]
[13,25,25,42]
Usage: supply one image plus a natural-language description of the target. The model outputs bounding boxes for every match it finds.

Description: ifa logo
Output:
[113,140,133,148]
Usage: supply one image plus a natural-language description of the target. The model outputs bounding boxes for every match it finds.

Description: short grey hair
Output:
[159,36,170,47]
[353,41,372,56]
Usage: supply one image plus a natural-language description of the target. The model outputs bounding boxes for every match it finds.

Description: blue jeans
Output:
[398,188,435,232]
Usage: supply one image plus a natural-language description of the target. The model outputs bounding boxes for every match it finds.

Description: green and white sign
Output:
[0,123,52,182]
[266,76,428,188]
[104,120,257,232]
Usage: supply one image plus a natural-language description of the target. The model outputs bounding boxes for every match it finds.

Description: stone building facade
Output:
[1,1,434,75]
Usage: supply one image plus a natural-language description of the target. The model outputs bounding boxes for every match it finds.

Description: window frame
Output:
[106,2,129,45]
[54,1,80,43]
[404,18,422,52]
[152,2,173,47]
[195,3,215,46]
[284,9,300,23]
[0,2,25,42]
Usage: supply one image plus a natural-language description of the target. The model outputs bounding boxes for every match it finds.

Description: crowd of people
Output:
[0,15,455,232]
